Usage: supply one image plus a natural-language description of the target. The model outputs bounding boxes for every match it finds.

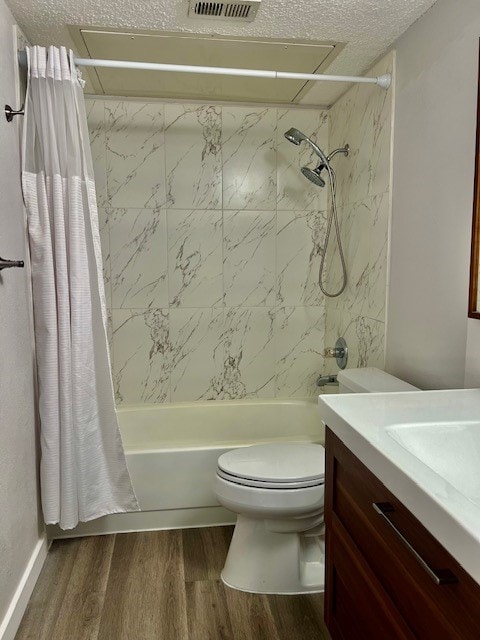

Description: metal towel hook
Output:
[0,257,24,271]
[4,104,25,122]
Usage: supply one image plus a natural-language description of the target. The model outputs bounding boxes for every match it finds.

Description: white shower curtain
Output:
[22,45,138,529]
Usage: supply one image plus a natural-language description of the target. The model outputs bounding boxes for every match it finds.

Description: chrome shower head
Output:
[301,165,326,188]
[285,127,349,189]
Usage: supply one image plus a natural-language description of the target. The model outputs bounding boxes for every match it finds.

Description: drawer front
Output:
[325,429,480,640]
[326,514,415,640]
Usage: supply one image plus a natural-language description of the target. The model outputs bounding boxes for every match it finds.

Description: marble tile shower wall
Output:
[324,52,394,372]
[87,100,329,403]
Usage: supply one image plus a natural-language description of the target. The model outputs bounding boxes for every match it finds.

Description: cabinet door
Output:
[326,514,415,640]
[325,428,480,640]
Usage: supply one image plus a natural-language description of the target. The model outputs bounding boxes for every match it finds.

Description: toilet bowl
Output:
[215,443,326,595]
[214,367,418,595]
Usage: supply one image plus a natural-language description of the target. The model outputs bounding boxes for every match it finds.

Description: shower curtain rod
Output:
[17,51,392,89]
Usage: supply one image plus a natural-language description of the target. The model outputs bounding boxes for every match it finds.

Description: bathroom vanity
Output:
[318,390,480,640]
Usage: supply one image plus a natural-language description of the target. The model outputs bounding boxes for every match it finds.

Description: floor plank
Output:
[185,580,234,640]
[15,538,82,640]
[49,535,115,640]
[267,593,331,640]
[224,586,281,640]
[182,526,233,583]
[96,530,188,640]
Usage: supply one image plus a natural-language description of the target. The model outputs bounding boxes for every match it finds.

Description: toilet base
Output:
[221,514,325,595]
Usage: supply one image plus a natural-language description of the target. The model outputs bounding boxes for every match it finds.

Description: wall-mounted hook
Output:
[4,104,25,122]
[0,257,24,271]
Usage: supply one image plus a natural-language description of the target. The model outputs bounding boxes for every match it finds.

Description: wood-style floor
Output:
[15,526,330,640]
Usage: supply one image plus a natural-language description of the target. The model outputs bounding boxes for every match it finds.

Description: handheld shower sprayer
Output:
[284,128,349,189]
[284,128,330,164]
[284,128,349,298]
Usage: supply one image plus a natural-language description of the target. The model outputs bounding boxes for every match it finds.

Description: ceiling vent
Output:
[188,0,261,22]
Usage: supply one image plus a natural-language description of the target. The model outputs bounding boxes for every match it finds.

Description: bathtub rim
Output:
[115,396,320,413]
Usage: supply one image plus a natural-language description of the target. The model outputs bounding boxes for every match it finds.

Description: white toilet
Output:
[214,367,418,595]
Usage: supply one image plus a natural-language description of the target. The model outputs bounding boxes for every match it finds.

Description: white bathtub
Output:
[119,397,324,512]
[49,397,325,538]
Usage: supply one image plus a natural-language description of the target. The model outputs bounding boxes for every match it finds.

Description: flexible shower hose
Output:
[318,162,347,297]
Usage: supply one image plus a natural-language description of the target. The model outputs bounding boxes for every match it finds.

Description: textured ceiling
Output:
[6,0,438,105]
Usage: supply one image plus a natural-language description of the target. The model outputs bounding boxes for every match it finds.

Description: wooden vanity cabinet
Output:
[324,428,480,640]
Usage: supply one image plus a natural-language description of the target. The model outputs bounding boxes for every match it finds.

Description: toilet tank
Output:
[337,367,418,393]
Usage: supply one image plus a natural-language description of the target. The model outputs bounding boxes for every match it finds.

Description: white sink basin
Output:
[317,389,480,583]
[386,421,480,509]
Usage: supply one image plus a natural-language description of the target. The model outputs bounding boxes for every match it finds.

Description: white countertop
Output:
[318,389,480,584]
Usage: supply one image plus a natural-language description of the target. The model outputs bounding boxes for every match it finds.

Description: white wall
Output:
[0,0,44,632]
[386,0,480,389]
[324,52,395,375]
[88,100,330,403]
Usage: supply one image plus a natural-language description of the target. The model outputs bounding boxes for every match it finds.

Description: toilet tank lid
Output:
[337,367,419,393]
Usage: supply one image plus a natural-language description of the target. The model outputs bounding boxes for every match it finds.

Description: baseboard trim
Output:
[48,506,236,539]
[0,536,49,640]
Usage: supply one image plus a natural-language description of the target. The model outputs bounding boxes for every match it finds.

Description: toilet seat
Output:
[215,474,325,518]
[217,468,324,489]
[217,443,325,489]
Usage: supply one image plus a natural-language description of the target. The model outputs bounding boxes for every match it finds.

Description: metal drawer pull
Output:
[372,502,458,585]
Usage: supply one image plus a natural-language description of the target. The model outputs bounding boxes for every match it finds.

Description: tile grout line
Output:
[220,104,226,380]
[274,107,279,399]
[162,103,172,403]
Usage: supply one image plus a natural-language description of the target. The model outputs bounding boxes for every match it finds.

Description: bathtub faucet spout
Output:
[316,374,338,387]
